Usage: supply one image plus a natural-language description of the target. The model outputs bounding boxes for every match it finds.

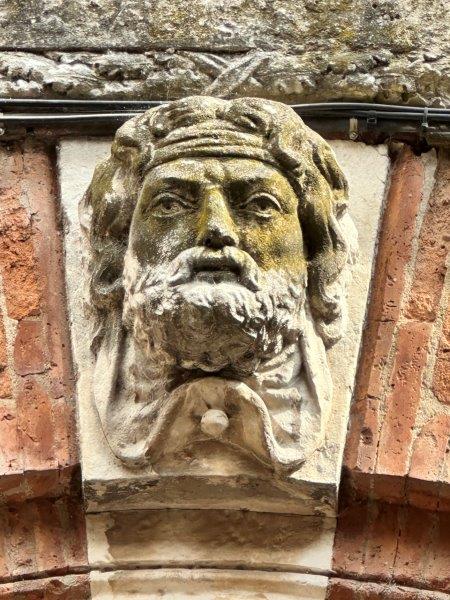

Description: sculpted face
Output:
[130,157,307,281]
[123,157,308,376]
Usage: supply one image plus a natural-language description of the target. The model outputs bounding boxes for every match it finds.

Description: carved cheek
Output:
[130,213,192,265]
[240,214,305,273]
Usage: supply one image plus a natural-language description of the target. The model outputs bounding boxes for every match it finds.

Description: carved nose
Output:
[199,226,238,249]
[196,195,238,249]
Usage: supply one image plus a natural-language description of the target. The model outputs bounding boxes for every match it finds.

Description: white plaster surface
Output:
[90,569,328,599]
[58,138,388,516]
[87,509,335,572]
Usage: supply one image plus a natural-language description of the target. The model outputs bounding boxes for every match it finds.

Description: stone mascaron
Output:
[79,96,357,476]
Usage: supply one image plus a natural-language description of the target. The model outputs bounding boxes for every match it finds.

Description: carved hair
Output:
[80,96,354,348]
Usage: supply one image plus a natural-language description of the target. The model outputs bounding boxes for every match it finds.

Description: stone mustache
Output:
[80,96,357,474]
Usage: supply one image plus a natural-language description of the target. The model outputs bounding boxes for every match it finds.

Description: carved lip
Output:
[192,254,242,279]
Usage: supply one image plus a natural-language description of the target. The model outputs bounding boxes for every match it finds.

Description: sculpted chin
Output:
[80,96,357,472]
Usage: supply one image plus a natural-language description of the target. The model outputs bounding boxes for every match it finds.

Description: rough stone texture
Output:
[59,136,386,515]
[0,141,77,503]
[87,509,334,572]
[0,575,90,599]
[0,0,446,52]
[0,47,449,105]
[90,569,327,599]
[0,1,449,104]
[343,146,450,509]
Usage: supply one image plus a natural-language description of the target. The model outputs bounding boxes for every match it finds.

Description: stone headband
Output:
[146,120,285,172]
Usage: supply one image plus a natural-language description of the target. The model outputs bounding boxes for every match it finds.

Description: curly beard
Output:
[122,246,306,378]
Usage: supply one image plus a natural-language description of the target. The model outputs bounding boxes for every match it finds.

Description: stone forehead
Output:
[116,95,315,156]
[144,156,295,183]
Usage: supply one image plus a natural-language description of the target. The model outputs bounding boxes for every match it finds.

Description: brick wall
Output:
[0,141,88,595]
[329,147,450,596]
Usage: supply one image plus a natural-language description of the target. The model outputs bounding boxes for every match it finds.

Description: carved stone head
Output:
[80,96,357,474]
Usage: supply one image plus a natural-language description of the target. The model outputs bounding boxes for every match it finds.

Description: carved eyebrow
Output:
[144,176,200,194]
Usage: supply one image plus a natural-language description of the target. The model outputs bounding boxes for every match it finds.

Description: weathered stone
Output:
[87,509,335,572]
[0,575,90,599]
[0,48,448,105]
[0,1,448,56]
[90,569,328,599]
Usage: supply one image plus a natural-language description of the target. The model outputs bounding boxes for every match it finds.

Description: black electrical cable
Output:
[0,100,449,132]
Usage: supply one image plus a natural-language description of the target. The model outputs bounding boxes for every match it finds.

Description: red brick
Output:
[0,575,90,599]
[409,415,450,485]
[0,498,87,584]
[363,501,399,580]
[16,380,56,474]
[2,502,37,580]
[393,506,436,588]
[13,320,46,376]
[0,403,21,479]
[432,303,450,405]
[33,500,66,573]
[0,312,11,399]
[22,143,74,400]
[51,398,78,475]
[426,511,450,592]
[327,578,449,599]
[345,147,424,475]
[333,500,450,593]
[0,145,41,320]
[376,321,432,475]
[332,499,370,577]
[406,149,450,323]
[0,142,78,504]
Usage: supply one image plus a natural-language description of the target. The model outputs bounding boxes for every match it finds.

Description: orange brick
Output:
[409,415,450,484]
[0,170,42,319]
[406,149,450,323]
[345,147,424,476]
[0,312,11,399]
[426,511,450,592]
[393,506,436,588]
[377,321,432,476]
[16,380,56,474]
[22,142,74,400]
[0,403,21,479]
[333,500,449,594]
[13,319,46,376]
[0,498,87,585]
[432,303,450,405]
[327,578,449,599]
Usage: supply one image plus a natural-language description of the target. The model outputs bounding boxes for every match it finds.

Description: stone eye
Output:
[151,193,190,217]
[241,193,281,216]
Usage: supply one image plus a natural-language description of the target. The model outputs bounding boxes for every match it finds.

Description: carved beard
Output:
[122,247,306,379]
